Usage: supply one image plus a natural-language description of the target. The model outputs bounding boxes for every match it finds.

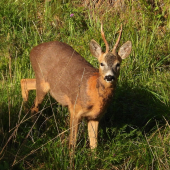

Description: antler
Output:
[112,24,122,55]
[101,22,109,53]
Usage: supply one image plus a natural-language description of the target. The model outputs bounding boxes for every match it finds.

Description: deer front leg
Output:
[69,113,80,149]
[69,113,80,169]
[88,120,99,149]
[69,112,80,163]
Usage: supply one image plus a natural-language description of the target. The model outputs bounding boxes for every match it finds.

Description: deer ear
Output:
[90,40,102,58]
[118,41,132,59]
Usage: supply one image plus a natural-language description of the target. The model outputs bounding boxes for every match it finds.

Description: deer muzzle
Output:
[104,75,115,82]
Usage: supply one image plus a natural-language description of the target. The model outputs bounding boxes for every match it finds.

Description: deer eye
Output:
[116,63,120,68]
[100,63,104,66]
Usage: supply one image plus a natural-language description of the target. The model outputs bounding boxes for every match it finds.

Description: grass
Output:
[0,0,170,169]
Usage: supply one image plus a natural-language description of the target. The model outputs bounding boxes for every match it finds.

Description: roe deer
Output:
[21,24,132,149]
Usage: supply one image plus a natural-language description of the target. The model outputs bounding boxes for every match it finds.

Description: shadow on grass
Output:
[100,82,170,142]
[0,90,71,169]
[1,82,170,169]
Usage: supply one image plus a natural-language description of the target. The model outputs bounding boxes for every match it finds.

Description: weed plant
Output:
[0,0,170,169]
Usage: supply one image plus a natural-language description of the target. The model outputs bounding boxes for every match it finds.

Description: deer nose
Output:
[104,75,115,82]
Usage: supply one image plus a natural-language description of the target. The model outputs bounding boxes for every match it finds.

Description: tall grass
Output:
[0,0,170,169]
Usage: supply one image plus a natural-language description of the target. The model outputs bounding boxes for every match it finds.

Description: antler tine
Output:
[112,24,123,55]
[101,22,109,53]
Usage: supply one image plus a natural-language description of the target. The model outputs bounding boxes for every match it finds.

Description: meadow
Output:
[0,0,170,169]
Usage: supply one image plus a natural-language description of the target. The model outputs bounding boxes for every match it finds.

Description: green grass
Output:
[0,0,170,169]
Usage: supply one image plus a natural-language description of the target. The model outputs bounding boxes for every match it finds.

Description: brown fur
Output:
[21,79,36,102]
[84,73,114,120]
[21,26,132,150]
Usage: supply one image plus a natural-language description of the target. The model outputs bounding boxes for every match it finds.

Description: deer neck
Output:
[87,72,116,100]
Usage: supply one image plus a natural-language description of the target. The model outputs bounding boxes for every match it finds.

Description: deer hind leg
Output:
[88,120,99,149]
[21,79,36,102]
[31,79,50,114]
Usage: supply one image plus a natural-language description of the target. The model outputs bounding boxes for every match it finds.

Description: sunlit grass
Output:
[0,0,170,169]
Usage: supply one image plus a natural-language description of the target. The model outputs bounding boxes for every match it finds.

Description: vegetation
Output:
[0,0,170,169]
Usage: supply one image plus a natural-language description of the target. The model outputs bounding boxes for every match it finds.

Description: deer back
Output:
[30,41,98,108]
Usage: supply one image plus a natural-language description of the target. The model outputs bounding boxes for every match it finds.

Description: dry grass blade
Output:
[12,122,81,167]
[155,120,170,169]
